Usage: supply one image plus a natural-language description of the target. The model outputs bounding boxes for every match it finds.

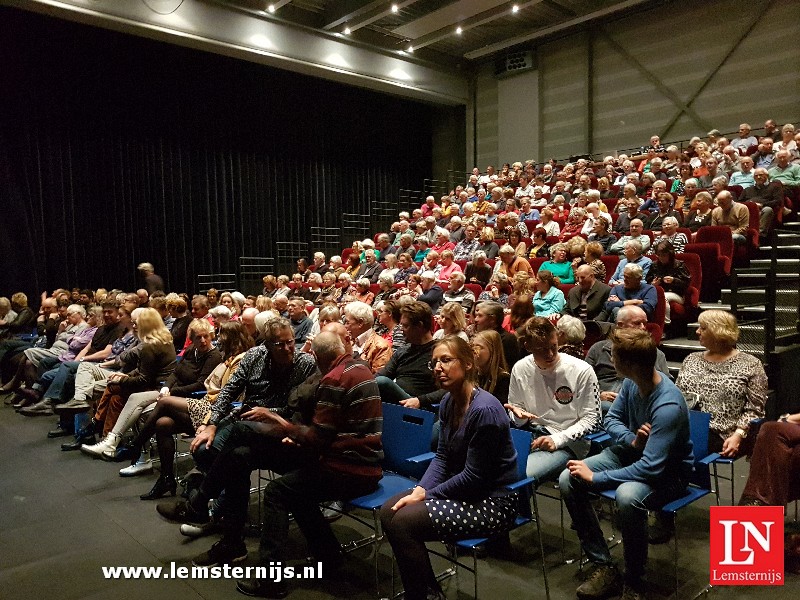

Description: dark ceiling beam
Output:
[407,0,544,52]
[464,0,654,60]
[268,0,292,11]
[322,0,387,31]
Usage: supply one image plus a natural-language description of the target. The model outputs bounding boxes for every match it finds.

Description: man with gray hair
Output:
[312,252,329,278]
[564,264,611,322]
[731,123,758,153]
[343,301,391,373]
[442,271,475,313]
[729,155,755,188]
[447,215,464,242]
[375,234,392,262]
[600,263,657,323]
[355,249,383,284]
[452,223,480,262]
[609,219,650,255]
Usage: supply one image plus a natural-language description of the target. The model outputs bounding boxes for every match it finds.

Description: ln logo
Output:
[710,506,784,585]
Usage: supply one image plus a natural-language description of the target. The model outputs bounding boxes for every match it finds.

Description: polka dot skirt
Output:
[426,493,519,539]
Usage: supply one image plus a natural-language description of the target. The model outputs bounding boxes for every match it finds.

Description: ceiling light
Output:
[391,4,399,13]
[344,26,351,34]
[512,4,519,13]
[456,26,462,35]
[267,4,276,13]
[407,45,414,53]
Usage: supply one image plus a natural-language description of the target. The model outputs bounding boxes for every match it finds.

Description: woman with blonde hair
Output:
[472,329,510,403]
[675,309,767,456]
[477,226,500,259]
[433,302,468,341]
[79,308,176,458]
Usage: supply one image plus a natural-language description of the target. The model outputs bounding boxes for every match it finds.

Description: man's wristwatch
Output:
[779,413,791,423]
[734,427,747,438]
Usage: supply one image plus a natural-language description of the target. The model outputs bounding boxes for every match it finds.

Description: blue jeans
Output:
[375,375,412,403]
[43,360,79,402]
[526,425,575,483]
[558,445,687,585]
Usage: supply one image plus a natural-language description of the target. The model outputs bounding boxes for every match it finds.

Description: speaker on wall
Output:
[494,51,535,78]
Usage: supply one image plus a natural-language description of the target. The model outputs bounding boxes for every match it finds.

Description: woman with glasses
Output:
[381,335,519,600]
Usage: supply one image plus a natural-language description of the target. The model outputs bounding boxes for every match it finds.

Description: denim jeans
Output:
[375,375,412,403]
[558,445,687,585]
[526,425,575,484]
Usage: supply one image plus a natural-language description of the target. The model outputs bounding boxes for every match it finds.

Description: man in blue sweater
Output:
[559,328,693,600]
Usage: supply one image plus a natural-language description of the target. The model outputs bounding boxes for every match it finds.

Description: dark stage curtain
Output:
[0,8,432,299]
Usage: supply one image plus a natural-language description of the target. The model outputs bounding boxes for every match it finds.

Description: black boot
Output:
[140,475,177,500]
[61,418,97,451]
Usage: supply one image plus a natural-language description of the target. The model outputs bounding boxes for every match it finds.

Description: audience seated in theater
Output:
[209,305,232,329]
[585,305,668,414]
[432,302,468,342]
[376,301,444,412]
[476,226,500,259]
[539,243,575,284]
[560,326,691,600]
[711,189,751,245]
[261,275,278,299]
[273,275,292,298]
[533,270,566,317]
[559,208,586,240]
[381,335,516,600]
[586,218,615,255]
[729,155,755,188]
[352,278,375,306]
[675,309,767,457]
[564,264,611,322]
[461,250,490,288]
[286,297,312,346]
[344,253,362,280]
[697,157,725,190]
[581,202,612,237]
[301,304,340,354]
[392,274,422,302]
[506,316,600,486]
[772,123,796,154]
[566,236,588,273]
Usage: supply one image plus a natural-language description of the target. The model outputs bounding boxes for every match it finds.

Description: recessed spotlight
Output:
[512,4,519,13]
[456,26,462,35]
[267,4,276,13]
[391,4,399,13]
[407,45,414,53]
[397,50,406,55]
[344,26,351,34]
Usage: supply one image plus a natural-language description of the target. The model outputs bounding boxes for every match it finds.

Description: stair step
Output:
[775,233,800,246]
[720,288,799,306]
[749,258,800,272]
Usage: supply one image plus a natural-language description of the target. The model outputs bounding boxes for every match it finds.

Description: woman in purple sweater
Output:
[380,335,518,600]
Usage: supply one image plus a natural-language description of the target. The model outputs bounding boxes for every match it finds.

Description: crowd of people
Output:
[2,119,798,600]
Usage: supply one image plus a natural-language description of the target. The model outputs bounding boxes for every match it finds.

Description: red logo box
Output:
[710,506,784,585]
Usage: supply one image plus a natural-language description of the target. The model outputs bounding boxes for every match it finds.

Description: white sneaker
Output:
[119,459,154,477]
[321,500,345,522]
[180,521,215,538]
[80,432,120,457]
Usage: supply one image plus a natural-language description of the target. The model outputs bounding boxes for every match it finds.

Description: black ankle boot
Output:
[140,475,177,501]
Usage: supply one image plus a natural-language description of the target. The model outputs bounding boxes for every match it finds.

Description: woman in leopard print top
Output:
[675,310,767,456]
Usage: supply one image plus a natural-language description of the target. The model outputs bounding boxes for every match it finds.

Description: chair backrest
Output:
[509,427,533,483]
[651,285,666,327]
[464,283,484,298]
[675,252,702,292]
[530,257,547,274]
[381,402,435,479]
[599,255,620,284]
[689,410,711,490]
[695,226,733,261]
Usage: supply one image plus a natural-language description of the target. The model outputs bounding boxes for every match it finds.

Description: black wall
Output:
[0,7,433,299]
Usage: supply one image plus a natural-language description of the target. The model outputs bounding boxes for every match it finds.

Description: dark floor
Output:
[1,396,797,600]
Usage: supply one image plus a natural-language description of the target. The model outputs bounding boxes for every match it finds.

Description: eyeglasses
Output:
[269,340,295,349]
[427,356,459,370]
